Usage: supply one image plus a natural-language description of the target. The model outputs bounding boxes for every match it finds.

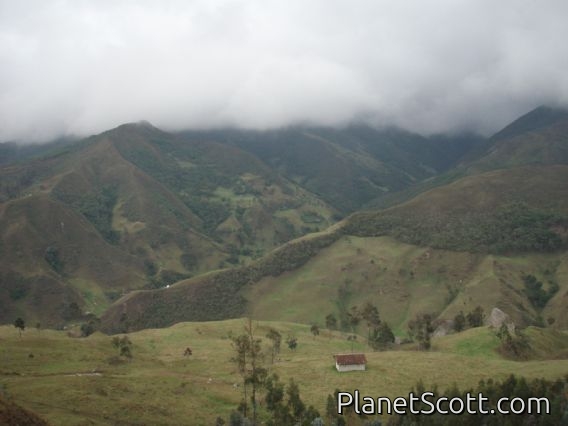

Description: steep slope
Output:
[0,123,337,325]
[464,106,568,172]
[100,113,568,332]
[108,123,337,258]
[100,166,568,332]
[6,106,568,331]
[364,105,568,211]
[100,227,341,332]
[0,195,145,325]
[346,165,568,252]
[179,126,481,213]
[244,236,568,331]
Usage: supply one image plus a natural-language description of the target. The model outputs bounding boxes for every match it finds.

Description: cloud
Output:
[1,0,568,142]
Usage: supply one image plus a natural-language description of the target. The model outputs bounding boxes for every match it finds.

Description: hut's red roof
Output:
[334,353,367,365]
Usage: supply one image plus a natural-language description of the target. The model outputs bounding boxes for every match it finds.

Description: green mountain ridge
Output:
[179,125,482,212]
[0,124,339,325]
[99,107,568,333]
[2,105,568,332]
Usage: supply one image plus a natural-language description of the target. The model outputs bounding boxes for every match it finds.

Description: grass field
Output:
[244,235,568,333]
[2,320,568,425]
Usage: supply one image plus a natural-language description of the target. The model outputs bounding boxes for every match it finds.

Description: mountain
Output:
[0,123,337,325]
[364,106,568,211]
[463,106,568,172]
[100,106,568,333]
[179,126,481,213]
[100,166,568,333]
[3,106,568,331]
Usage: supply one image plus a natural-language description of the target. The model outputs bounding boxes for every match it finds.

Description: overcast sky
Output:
[1,0,568,142]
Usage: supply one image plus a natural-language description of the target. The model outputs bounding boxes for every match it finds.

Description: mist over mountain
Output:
[2,1,568,142]
[1,105,567,331]
[3,3,568,425]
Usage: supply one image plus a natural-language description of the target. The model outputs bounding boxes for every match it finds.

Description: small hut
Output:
[333,353,367,372]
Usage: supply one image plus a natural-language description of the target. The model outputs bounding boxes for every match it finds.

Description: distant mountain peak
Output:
[112,120,160,132]
[491,105,568,141]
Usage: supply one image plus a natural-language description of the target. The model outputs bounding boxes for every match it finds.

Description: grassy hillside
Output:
[101,164,568,333]
[3,107,568,331]
[245,236,568,331]
[1,321,568,425]
[0,194,147,326]
[100,228,341,332]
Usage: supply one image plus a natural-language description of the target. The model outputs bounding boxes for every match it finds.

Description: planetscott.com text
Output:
[337,390,550,416]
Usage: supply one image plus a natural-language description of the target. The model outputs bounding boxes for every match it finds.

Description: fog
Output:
[1,0,568,142]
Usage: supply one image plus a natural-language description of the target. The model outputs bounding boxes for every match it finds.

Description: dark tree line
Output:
[389,375,568,426]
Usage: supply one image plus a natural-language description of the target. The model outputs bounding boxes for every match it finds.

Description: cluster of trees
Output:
[54,185,120,244]
[407,307,485,350]
[344,202,568,254]
[496,325,532,360]
[325,302,395,351]
[226,319,318,425]
[44,246,64,274]
[453,306,485,333]
[80,319,99,337]
[390,375,568,425]
[408,313,435,350]
[522,274,558,309]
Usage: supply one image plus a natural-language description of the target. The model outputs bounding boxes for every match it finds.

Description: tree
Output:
[346,306,361,332]
[360,302,381,347]
[286,336,298,351]
[453,311,466,332]
[467,306,484,328]
[286,379,306,422]
[325,394,337,425]
[111,336,132,358]
[408,313,434,350]
[231,318,266,424]
[231,334,251,418]
[326,389,347,426]
[370,322,395,350]
[228,411,246,426]
[14,317,25,338]
[80,321,97,337]
[266,328,282,364]
[263,375,319,426]
[325,313,337,330]
[44,245,64,273]
[310,324,320,339]
[265,374,285,412]
[496,324,531,359]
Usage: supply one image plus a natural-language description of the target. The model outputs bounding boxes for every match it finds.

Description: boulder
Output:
[488,307,515,334]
